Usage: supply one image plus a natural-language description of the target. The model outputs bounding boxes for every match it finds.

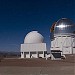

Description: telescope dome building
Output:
[54,18,75,34]
[50,18,75,57]
[24,31,44,43]
[21,31,47,58]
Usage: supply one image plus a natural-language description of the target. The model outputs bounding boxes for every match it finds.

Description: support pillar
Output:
[43,51,44,58]
[29,52,30,58]
[36,51,38,58]
[21,52,24,58]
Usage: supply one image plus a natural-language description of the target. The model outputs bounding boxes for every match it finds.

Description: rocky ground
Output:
[0,54,74,75]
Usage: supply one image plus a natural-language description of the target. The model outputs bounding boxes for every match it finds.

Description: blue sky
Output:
[0,0,75,52]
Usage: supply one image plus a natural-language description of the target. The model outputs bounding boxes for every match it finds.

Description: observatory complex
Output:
[20,18,75,60]
[21,31,47,58]
[50,18,75,59]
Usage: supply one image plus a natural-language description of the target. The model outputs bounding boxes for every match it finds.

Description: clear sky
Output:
[0,0,75,52]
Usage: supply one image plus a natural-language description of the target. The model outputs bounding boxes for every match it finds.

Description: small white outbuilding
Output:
[20,31,47,58]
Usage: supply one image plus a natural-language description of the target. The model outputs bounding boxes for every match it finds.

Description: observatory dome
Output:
[54,18,75,34]
[24,31,44,43]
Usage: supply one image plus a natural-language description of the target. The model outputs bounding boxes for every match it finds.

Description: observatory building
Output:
[20,31,47,58]
[50,18,75,58]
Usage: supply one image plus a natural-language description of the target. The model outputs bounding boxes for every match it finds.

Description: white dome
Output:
[24,31,44,43]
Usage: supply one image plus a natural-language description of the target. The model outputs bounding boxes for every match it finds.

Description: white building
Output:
[50,18,75,56]
[20,31,47,58]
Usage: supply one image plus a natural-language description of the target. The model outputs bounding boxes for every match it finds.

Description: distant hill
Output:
[73,31,75,34]
[0,51,20,58]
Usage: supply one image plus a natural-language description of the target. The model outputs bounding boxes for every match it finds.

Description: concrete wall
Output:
[51,34,75,54]
[73,48,75,54]
[21,43,47,52]
[20,43,47,58]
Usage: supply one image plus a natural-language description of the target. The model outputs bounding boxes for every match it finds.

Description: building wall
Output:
[51,34,75,54]
[20,43,47,58]
[73,48,75,54]
[21,43,47,52]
